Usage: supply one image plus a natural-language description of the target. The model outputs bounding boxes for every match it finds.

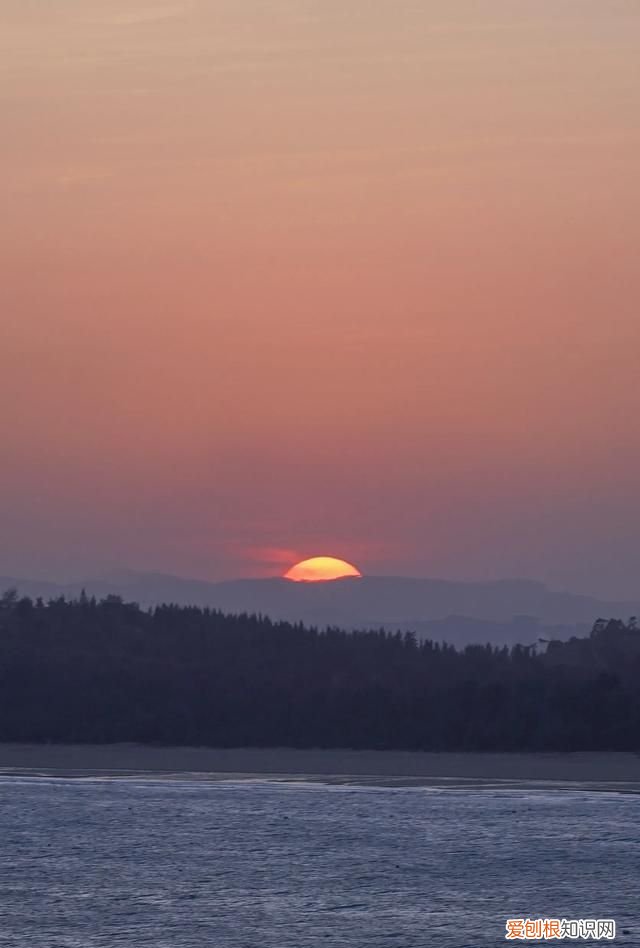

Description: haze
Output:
[2,1,639,597]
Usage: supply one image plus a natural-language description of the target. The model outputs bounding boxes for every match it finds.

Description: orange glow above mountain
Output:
[284,557,363,582]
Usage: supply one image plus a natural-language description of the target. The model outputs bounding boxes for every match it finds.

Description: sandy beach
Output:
[0,744,639,791]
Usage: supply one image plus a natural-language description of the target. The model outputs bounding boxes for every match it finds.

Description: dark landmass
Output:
[2,570,635,646]
[1,590,639,752]
[1,744,640,791]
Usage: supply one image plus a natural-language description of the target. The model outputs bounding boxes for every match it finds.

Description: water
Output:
[0,777,637,947]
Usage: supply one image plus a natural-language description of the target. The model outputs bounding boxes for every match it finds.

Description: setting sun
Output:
[284,557,363,582]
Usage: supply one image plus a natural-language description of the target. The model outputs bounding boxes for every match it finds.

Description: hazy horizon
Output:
[4,565,640,612]
[3,1,640,599]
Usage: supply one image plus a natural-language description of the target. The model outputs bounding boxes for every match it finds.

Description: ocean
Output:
[0,776,636,947]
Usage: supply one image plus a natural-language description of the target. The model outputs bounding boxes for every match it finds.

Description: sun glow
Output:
[284,556,363,582]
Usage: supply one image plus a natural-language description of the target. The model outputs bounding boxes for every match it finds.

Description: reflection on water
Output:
[0,776,636,947]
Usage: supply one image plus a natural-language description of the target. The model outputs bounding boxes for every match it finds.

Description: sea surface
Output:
[0,776,637,947]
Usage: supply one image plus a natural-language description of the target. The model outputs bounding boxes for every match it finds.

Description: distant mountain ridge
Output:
[1,570,637,646]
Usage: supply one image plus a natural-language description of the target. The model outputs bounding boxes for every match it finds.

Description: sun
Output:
[284,556,363,582]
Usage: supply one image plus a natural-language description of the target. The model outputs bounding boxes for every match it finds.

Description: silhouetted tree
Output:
[0,591,638,751]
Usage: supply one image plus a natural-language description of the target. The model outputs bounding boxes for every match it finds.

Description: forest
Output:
[1,589,639,751]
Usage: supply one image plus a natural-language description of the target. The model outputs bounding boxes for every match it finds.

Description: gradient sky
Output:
[3,1,640,596]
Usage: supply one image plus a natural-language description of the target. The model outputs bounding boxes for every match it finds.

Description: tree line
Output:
[1,589,639,751]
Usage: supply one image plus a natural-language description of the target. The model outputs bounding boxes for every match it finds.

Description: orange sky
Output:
[2,1,640,596]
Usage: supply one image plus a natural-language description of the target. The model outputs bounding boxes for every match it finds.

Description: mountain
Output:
[1,570,637,646]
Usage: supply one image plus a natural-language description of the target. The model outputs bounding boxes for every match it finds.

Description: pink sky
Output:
[2,1,640,596]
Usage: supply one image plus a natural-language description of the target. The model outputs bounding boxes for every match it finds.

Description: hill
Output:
[1,570,636,646]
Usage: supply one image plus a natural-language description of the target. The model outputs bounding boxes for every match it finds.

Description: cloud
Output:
[91,4,192,27]
[244,546,303,567]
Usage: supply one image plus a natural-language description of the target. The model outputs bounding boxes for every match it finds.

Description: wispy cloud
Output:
[89,4,193,27]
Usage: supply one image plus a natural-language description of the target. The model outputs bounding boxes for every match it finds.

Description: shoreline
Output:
[1,744,639,791]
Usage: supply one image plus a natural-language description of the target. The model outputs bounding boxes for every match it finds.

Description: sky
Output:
[2,1,640,597]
